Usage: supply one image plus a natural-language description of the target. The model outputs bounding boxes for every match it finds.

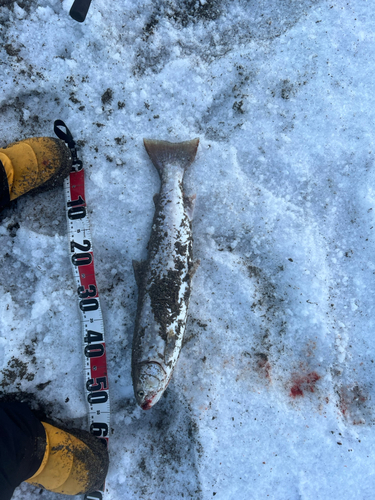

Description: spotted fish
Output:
[131,138,199,410]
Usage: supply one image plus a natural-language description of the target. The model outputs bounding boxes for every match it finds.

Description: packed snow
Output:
[0,0,374,498]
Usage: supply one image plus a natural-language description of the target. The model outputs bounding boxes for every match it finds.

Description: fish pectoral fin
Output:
[167,328,175,341]
[164,329,178,364]
[132,259,147,287]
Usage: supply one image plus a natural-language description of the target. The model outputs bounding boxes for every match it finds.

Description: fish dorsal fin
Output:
[143,138,199,176]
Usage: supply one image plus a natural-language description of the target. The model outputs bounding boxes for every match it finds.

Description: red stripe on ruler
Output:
[78,258,98,296]
[70,169,85,204]
[90,344,108,380]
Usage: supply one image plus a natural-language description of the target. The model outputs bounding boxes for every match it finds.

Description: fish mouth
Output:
[141,397,155,410]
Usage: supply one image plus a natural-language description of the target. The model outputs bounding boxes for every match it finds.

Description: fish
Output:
[131,137,199,410]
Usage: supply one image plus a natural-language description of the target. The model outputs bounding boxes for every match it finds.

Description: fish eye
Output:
[137,390,145,398]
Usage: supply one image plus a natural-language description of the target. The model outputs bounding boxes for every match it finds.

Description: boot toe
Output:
[26,423,109,496]
[23,137,72,193]
[0,137,72,202]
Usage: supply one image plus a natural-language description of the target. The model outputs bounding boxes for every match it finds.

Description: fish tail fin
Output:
[143,138,199,176]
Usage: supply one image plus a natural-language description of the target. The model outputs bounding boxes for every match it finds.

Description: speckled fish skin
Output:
[132,138,199,410]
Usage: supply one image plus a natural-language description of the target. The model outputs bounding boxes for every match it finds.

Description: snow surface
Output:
[1,0,375,498]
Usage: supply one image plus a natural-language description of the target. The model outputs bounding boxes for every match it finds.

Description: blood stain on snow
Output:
[289,371,321,398]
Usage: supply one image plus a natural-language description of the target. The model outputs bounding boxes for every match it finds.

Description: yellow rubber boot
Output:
[0,137,72,202]
[25,422,109,495]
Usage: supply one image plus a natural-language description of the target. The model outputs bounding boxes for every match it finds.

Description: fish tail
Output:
[143,138,199,175]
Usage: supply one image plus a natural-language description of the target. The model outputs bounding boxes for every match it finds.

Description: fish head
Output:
[134,361,167,410]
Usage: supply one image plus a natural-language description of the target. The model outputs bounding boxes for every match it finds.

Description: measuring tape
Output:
[55,120,110,500]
